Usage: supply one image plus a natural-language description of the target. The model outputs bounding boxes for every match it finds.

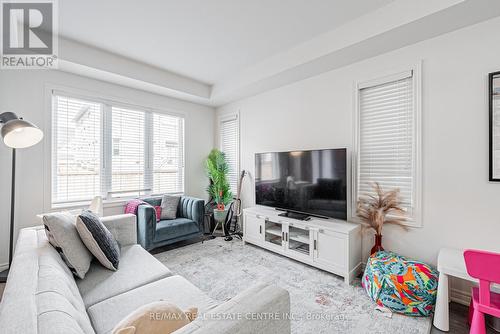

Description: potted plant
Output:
[205,149,233,223]
[356,182,407,255]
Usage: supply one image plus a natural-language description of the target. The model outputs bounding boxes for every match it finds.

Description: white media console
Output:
[243,206,362,284]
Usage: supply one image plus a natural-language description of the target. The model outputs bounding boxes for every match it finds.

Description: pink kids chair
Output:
[463,249,500,334]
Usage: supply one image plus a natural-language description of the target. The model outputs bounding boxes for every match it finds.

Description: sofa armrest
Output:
[179,196,205,231]
[101,214,137,247]
[137,204,157,250]
[173,283,290,334]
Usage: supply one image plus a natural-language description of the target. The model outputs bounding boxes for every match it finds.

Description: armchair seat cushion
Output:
[77,245,172,308]
[154,218,200,243]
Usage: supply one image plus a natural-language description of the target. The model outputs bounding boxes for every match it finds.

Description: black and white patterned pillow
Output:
[76,210,120,271]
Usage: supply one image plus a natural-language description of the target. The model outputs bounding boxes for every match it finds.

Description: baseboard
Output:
[0,263,8,273]
[450,287,471,306]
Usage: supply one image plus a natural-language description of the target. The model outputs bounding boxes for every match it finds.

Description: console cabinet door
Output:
[243,213,264,244]
[314,229,346,270]
[263,220,286,253]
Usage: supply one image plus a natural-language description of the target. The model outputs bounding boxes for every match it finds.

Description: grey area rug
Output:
[154,238,432,334]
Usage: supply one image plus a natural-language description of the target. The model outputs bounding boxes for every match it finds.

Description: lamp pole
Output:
[0,112,43,283]
[8,148,15,265]
[0,149,15,282]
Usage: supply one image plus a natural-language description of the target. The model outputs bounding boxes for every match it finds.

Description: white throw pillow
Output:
[160,195,180,220]
[42,212,93,279]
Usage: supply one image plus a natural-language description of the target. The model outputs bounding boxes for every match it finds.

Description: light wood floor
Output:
[430,302,496,334]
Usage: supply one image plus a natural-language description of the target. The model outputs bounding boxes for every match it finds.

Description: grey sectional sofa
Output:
[0,214,290,334]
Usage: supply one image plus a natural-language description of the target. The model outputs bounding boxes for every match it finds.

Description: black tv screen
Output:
[255,148,347,220]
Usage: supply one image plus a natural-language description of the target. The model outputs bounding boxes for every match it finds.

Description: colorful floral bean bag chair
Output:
[362,251,439,316]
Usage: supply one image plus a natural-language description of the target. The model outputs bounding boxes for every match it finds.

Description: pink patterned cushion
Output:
[124,199,147,215]
[154,206,162,222]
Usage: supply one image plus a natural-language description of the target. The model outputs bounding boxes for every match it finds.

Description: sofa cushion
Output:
[42,211,93,279]
[160,194,181,219]
[77,210,121,271]
[0,227,95,334]
[37,251,95,334]
[154,218,200,242]
[77,244,172,308]
[87,275,218,334]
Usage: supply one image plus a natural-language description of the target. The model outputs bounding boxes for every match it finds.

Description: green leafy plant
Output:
[205,149,233,207]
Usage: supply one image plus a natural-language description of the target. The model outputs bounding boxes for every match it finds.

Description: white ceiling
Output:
[59,0,394,84]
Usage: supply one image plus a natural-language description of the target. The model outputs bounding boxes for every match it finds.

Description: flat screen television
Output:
[255,148,347,220]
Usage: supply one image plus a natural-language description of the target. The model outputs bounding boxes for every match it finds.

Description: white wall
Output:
[217,16,500,302]
[0,70,215,268]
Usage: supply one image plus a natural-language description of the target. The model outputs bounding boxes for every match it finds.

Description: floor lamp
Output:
[0,112,43,283]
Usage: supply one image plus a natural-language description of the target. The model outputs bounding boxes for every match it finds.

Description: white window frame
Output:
[352,63,422,227]
[44,85,186,211]
[218,112,240,196]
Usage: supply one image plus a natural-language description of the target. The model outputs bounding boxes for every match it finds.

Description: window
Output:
[52,95,102,205]
[354,68,421,224]
[109,106,146,197]
[152,112,184,194]
[219,114,239,195]
[52,91,184,207]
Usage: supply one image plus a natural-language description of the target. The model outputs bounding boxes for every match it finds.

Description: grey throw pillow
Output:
[43,212,93,279]
[160,195,180,220]
[76,210,120,271]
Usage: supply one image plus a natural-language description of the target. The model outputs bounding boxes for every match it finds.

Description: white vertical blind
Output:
[152,113,184,194]
[52,95,102,204]
[52,92,185,207]
[357,72,415,214]
[109,106,146,197]
[220,115,239,195]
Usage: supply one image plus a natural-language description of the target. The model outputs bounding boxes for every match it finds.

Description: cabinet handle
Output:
[259,225,262,234]
[314,239,317,250]
[282,232,285,240]
[286,232,288,242]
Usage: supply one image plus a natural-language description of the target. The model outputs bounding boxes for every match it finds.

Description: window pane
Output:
[110,106,145,197]
[52,95,101,205]
[152,113,184,194]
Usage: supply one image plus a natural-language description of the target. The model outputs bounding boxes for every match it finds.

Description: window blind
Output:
[152,113,184,194]
[220,115,239,195]
[52,95,102,205]
[52,92,185,207]
[357,72,415,215]
[109,106,146,197]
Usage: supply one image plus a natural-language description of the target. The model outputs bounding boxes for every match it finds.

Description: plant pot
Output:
[213,208,229,224]
[370,234,384,255]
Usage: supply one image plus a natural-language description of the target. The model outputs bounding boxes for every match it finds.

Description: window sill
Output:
[50,193,185,212]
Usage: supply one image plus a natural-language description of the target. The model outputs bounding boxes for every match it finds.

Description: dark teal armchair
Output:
[137,196,205,251]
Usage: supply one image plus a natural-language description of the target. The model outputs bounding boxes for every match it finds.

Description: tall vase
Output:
[370,234,384,255]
